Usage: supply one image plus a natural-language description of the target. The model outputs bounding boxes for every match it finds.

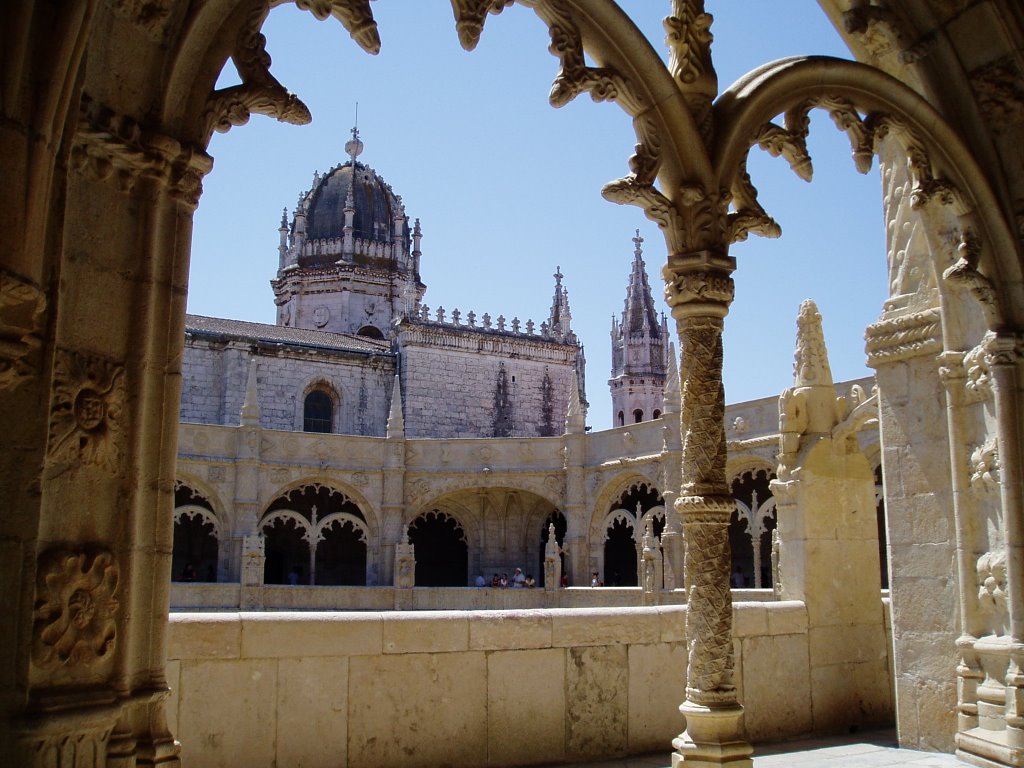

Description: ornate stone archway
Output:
[4,2,1024,766]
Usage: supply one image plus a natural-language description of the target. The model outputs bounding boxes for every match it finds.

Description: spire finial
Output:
[554,266,563,287]
[344,102,363,163]
[633,229,643,257]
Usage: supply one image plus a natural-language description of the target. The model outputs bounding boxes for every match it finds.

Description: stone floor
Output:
[550,730,966,767]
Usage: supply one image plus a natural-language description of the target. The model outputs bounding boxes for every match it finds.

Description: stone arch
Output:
[407,509,469,587]
[729,466,777,589]
[172,480,223,583]
[7,2,1024,764]
[265,476,380,542]
[715,57,1022,316]
[260,481,375,585]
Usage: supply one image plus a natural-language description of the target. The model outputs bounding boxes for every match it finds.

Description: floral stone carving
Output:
[33,548,120,670]
[48,351,126,473]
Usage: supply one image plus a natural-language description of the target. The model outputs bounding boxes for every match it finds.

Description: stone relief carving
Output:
[969,440,1000,498]
[977,550,1008,637]
[943,229,1002,328]
[33,548,119,671]
[203,1,314,139]
[0,271,46,390]
[678,316,728,495]
[963,338,994,404]
[47,350,126,473]
[970,56,1024,131]
[207,465,227,482]
[73,94,213,208]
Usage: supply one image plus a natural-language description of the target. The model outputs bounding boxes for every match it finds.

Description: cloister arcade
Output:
[4,1,1023,767]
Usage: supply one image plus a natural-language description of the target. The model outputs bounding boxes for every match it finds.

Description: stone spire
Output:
[621,230,662,339]
[240,356,260,427]
[663,341,680,414]
[793,299,834,388]
[565,377,585,434]
[547,267,574,339]
[609,231,668,426]
[386,375,405,438]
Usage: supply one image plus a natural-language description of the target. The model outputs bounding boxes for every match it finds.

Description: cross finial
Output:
[344,102,363,163]
[554,266,563,286]
[632,229,643,256]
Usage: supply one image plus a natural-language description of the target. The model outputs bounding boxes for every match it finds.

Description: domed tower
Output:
[272,127,426,338]
[609,230,669,426]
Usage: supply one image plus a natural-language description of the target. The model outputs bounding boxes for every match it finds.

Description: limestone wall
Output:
[180,340,395,435]
[165,602,893,767]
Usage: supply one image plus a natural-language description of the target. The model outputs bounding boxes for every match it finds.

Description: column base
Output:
[672,702,753,767]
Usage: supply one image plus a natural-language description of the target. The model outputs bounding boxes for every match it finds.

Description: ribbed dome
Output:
[298,161,409,267]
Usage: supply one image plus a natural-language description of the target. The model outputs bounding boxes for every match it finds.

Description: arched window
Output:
[617,411,625,427]
[303,389,333,433]
[357,324,384,340]
[653,409,662,419]
[408,511,468,586]
[633,409,643,423]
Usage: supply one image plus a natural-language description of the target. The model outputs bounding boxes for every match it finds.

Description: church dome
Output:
[306,162,406,242]
[292,143,411,271]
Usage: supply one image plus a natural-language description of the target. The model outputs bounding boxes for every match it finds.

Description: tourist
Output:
[181,562,196,582]
[499,573,508,588]
[512,567,526,588]
[524,574,536,588]
[590,571,600,587]
[475,573,486,587]
[288,565,301,585]
[490,573,501,588]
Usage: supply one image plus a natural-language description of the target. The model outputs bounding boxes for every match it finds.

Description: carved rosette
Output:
[47,351,126,473]
[32,548,119,671]
[0,272,46,389]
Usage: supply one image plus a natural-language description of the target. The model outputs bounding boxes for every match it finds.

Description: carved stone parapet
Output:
[0,270,46,390]
[32,547,120,672]
[72,95,213,208]
[864,308,942,366]
[47,351,127,474]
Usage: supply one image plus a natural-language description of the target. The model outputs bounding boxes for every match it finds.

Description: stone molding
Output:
[72,94,213,208]
[865,308,943,366]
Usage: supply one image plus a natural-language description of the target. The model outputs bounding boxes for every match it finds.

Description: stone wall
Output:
[165,602,892,767]
[398,323,580,439]
[181,340,395,435]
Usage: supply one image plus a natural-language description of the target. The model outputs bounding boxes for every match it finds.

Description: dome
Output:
[297,161,410,268]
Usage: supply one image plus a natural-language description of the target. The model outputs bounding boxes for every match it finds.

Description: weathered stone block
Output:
[468,609,553,650]
[487,649,565,765]
[627,643,686,752]
[348,652,487,767]
[276,658,349,768]
[565,644,629,760]
[240,612,383,658]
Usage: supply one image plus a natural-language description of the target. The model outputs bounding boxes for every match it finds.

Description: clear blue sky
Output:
[189,2,887,433]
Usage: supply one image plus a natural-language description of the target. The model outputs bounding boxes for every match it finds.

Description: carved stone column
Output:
[665,246,751,768]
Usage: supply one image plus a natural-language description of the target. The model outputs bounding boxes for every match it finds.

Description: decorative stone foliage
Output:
[0,272,45,390]
[32,548,119,671]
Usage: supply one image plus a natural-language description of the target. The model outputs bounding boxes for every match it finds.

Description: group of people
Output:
[476,567,536,588]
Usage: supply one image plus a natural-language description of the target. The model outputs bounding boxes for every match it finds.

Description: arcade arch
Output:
[172,481,222,583]
[5,2,1023,766]
[259,482,372,585]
